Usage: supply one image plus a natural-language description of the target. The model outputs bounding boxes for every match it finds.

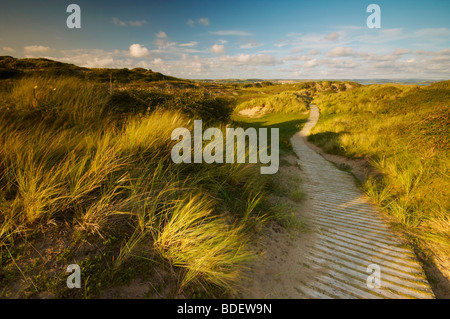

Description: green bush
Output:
[105,89,234,123]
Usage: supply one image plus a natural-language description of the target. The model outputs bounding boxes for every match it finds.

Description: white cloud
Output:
[415,28,450,39]
[327,47,356,57]
[391,48,411,56]
[274,40,290,48]
[303,58,319,68]
[283,32,342,50]
[210,44,226,55]
[156,31,168,39]
[129,20,147,27]
[355,28,405,44]
[308,49,321,55]
[428,55,450,63]
[52,49,128,68]
[24,45,52,53]
[179,42,198,47]
[112,18,147,27]
[291,48,303,54]
[219,53,279,66]
[324,32,339,41]
[284,55,312,62]
[112,17,127,27]
[155,39,177,50]
[240,40,263,49]
[209,30,253,36]
[2,47,15,53]
[187,18,210,27]
[326,58,359,69]
[153,32,177,50]
[129,44,150,58]
[183,48,203,53]
[197,18,210,26]
[415,48,450,56]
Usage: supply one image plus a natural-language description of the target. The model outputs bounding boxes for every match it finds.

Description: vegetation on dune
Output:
[231,85,313,231]
[0,75,267,298]
[0,56,181,84]
[233,79,449,295]
[231,112,309,231]
[234,80,359,105]
[309,82,450,273]
[232,80,359,154]
[0,72,324,298]
[235,91,311,114]
[232,112,308,154]
[0,55,448,298]
[106,88,234,122]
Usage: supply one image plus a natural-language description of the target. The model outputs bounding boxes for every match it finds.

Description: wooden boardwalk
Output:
[289,105,435,299]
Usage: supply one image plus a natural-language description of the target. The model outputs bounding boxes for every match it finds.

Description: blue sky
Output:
[1,0,449,79]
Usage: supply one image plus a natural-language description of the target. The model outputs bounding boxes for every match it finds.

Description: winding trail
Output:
[285,104,435,299]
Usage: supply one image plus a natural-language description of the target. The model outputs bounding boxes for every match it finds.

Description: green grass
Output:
[234,80,360,105]
[309,81,450,264]
[232,112,308,154]
[231,91,310,230]
[234,91,311,114]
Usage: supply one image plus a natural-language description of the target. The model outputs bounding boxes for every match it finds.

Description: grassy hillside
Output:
[310,82,450,279]
[0,56,182,85]
[1,56,447,297]
[230,80,364,226]
[235,91,311,114]
[0,75,275,298]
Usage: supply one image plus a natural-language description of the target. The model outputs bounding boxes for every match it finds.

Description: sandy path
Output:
[243,105,435,299]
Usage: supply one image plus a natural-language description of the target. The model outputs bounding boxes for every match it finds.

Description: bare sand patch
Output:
[238,106,265,118]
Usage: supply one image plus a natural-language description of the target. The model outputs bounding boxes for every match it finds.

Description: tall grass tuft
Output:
[154,194,252,293]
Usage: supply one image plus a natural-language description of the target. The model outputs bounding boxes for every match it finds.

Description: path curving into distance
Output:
[288,104,435,299]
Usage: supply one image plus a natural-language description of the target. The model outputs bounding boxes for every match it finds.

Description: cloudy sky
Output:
[1,0,449,79]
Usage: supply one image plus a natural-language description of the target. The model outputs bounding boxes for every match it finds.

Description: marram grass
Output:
[0,75,267,297]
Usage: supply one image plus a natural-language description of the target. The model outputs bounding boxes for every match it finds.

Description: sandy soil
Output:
[241,155,320,298]
[238,106,265,118]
